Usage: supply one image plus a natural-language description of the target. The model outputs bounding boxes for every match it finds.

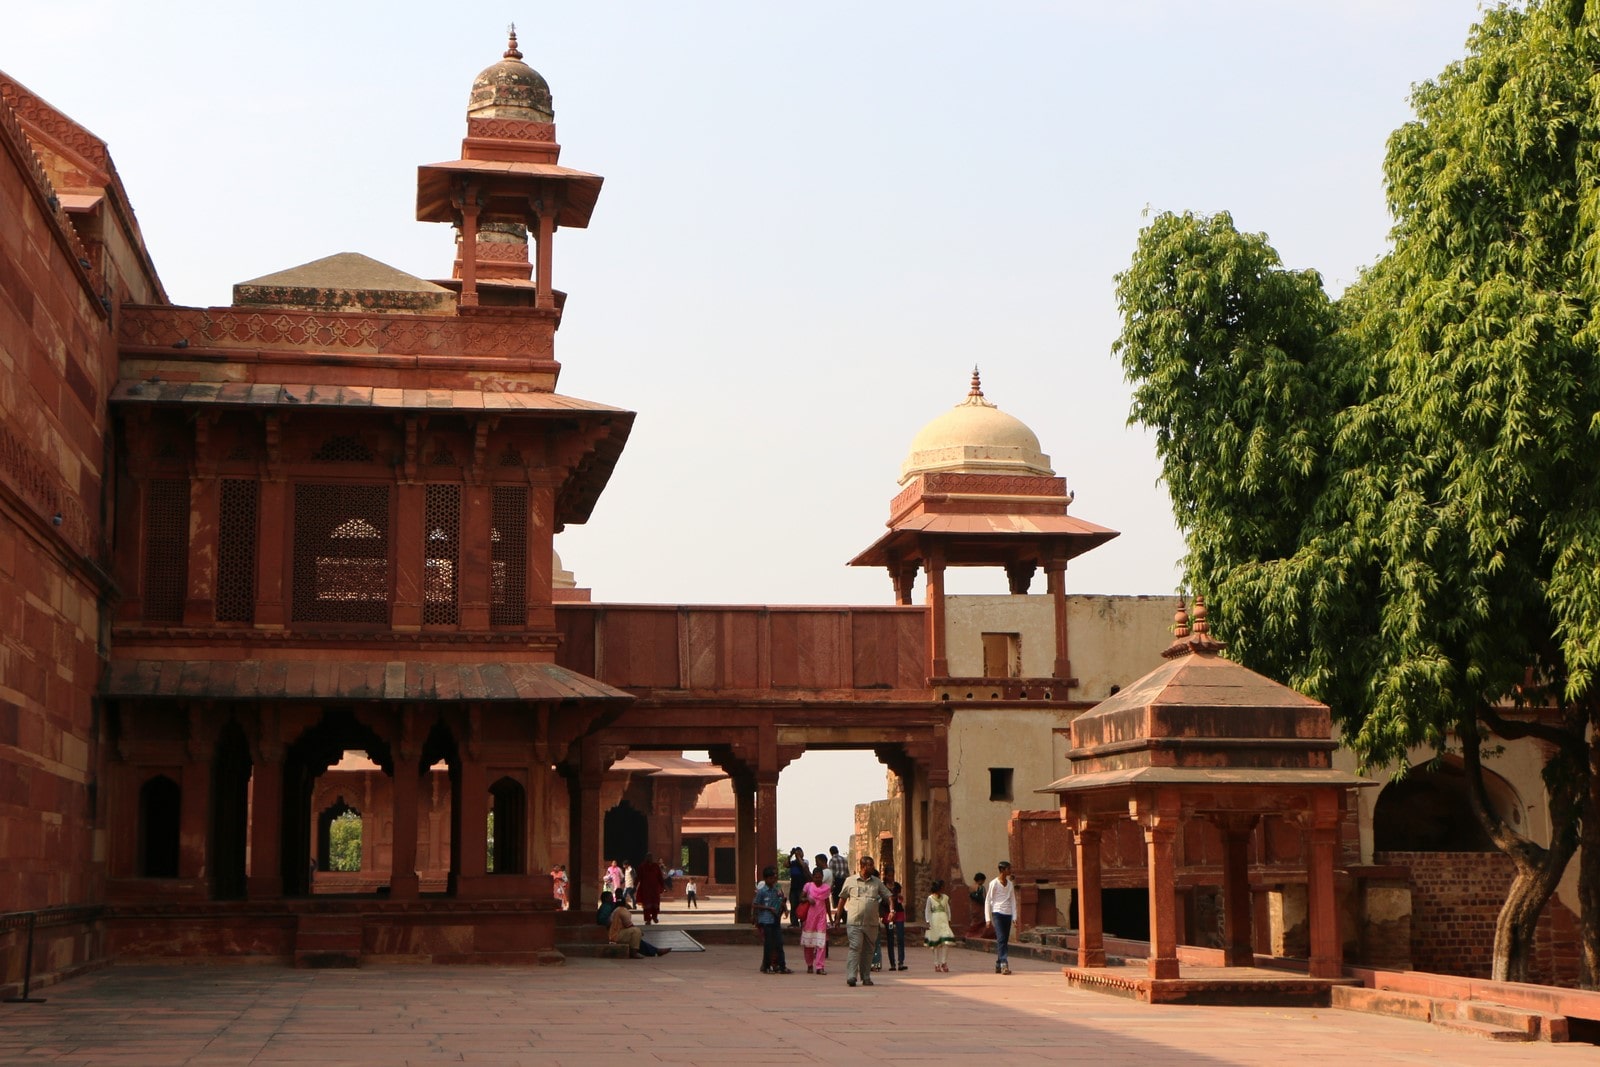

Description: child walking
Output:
[800,867,833,974]
[923,879,958,972]
[883,881,908,970]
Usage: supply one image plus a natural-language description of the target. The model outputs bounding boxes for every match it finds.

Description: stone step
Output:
[1431,1016,1536,1042]
[1330,985,1433,1022]
[556,942,630,960]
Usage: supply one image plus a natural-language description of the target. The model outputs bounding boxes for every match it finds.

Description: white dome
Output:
[553,548,576,590]
[900,370,1053,483]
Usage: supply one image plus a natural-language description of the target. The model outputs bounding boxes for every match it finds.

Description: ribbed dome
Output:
[900,369,1053,483]
[468,30,554,122]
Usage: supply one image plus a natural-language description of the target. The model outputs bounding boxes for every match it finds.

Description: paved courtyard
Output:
[0,941,1590,1065]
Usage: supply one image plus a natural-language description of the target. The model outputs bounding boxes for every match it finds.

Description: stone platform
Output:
[1062,962,1360,1006]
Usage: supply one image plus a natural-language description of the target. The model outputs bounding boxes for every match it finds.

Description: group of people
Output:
[754,847,1011,985]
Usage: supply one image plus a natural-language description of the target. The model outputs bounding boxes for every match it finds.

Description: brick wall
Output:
[1379,850,1581,987]
[0,97,115,923]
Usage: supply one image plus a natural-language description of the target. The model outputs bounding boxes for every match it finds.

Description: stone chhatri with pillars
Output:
[1043,598,1372,988]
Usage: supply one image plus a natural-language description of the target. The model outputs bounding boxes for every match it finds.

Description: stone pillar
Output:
[454,756,488,897]
[459,192,481,307]
[247,741,284,899]
[756,773,779,904]
[895,766,914,894]
[254,479,286,628]
[734,777,756,923]
[534,208,556,310]
[389,753,421,900]
[458,483,491,630]
[926,548,948,678]
[178,753,211,885]
[891,560,918,607]
[392,482,425,631]
[183,474,219,626]
[1045,557,1071,681]
[1306,796,1343,979]
[1140,794,1181,980]
[1220,816,1259,967]
[1073,821,1105,968]
[526,484,555,631]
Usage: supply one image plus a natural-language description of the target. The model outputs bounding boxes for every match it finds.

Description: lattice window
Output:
[292,483,390,623]
[497,446,522,468]
[423,484,460,625]
[311,435,373,463]
[216,479,258,623]
[143,478,190,623]
[490,486,528,626]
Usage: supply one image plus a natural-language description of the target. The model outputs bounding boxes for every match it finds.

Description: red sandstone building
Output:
[0,37,1583,992]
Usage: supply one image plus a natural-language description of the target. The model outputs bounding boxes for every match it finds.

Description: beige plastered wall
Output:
[943,594,1176,878]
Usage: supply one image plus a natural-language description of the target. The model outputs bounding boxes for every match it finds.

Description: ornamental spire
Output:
[505,24,523,60]
[969,366,984,399]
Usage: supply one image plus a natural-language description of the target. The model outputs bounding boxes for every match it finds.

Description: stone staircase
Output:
[1331,985,1568,1042]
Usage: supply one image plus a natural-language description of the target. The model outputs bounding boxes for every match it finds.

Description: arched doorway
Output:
[317,797,362,873]
[1373,759,1520,852]
[138,774,181,878]
[604,800,648,868]
[281,709,392,896]
[488,776,527,875]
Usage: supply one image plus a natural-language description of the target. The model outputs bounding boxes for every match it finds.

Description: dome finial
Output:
[1172,596,1190,639]
[1192,595,1209,635]
[505,23,523,60]
[969,366,984,399]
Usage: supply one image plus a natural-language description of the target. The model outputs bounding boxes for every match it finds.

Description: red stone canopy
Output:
[1041,605,1370,980]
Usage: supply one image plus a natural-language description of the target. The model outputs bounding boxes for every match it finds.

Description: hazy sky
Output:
[9,1,1488,861]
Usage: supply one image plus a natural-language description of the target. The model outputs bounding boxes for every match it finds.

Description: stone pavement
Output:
[0,945,1591,1066]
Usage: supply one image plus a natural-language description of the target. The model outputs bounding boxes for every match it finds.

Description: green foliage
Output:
[328,811,362,873]
[1116,2,1600,776]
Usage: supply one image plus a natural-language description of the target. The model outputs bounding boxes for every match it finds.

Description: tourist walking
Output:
[635,853,665,924]
[883,880,907,970]
[827,845,849,906]
[799,866,833,974]
[786,847,810,927]
[622,862,636,908]
[985,859,1017,975]
[684,877,698,909]
[834,854,890,987]
[605,859,623,899]
[753,866,791,973]
[923,879,957,972]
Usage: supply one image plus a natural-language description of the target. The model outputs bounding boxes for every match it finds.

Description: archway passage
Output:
[488,777,527,875]
[1373,762,1510,852]
[604,800,648,869]
[282,709,393,896]
[138,775,181,878]
[318,799,362,873]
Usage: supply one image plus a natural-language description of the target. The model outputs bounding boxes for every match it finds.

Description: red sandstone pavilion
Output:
[2,31,1596,1037]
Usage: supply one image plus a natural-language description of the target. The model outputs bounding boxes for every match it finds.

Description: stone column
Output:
[1045,557,1071,681]
[1220,815,1260,967]
[453,754,488,897]
[254,479,286,628]
[459,190,481,306]
[247,740,284,900]
[183,473,219,626]
[734,777,756,923]
[1306,796,1343,979]
[178,748,212,886]
[925,547,948,678]
[526,484,555,631]
[392,482,425,631]
[756,773,779,901]
[458,483,491,630]
[534,208,556,310]
[389,748,421,900]
[1140,793,1182,980]
[1073,820,1106,968]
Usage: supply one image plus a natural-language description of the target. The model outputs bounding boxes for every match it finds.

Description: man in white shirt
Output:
[984,859,1017,975]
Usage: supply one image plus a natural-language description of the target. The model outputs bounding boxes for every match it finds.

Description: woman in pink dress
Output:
[800,866,833,974]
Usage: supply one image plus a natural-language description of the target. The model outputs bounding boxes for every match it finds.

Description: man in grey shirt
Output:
[833,854,892,987]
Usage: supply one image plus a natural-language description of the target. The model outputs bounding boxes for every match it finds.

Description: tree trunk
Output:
[1462,720,1578,984]
[1580,723,1600,989]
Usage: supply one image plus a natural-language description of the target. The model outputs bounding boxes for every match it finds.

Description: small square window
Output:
[989,767,1014,802]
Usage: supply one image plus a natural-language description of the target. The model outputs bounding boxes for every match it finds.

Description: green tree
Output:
[328,811,363,873]
[1116,1,1600,984]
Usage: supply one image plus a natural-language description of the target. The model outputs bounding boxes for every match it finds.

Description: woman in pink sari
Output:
[800,866,833,974]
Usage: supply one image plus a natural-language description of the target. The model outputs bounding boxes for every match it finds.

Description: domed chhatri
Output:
[900,368,1054,484]
[468,26,554,123]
